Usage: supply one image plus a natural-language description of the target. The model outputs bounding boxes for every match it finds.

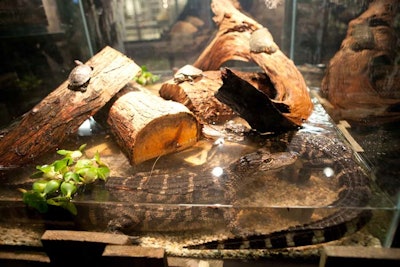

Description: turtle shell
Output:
[175,64,203,77]
[68,60,93,87]
[173,64,203,83]
[249,28,278,54]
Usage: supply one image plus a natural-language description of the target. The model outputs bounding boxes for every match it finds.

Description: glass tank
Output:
[0,0,399,261]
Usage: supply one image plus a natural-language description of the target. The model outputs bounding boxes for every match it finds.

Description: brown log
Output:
[193,0,313,127]
[321,0,400,121]
[107,84,201,165]
[159,70,235,124]
[0,46,141,168]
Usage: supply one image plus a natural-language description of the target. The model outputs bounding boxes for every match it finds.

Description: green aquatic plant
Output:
[16,74,43,91]
[19,144,110,215]
[134,65,160,85]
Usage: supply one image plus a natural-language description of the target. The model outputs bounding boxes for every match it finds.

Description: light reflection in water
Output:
[323,167,334,178]
[214,137,225,146]
[211,166,224,177]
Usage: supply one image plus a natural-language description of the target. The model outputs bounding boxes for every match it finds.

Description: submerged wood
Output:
[0,46,141,168]
[321,0,400,121]
[107,83,201,165]
[193,0,313,128]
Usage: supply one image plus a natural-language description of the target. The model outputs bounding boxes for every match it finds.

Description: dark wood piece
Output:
[0,46,141,168]
[216,68,298,132]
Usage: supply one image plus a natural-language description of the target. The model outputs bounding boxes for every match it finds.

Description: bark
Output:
[159,70,234,124]
[215,68,298,132]
[107,84,201,165]
[0,46,141,167]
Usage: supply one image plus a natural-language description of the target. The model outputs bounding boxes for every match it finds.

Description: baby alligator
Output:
[91,131,371,249]
[186,132,372,249]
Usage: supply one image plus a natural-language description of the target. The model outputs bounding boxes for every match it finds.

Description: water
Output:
[0,96,396,257]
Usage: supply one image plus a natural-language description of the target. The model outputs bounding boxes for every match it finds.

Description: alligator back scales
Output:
[83,131,372,249]
[186,132,372,249]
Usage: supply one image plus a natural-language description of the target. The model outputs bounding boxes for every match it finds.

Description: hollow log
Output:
[321,0,400,121]
[193,0,313,128]
[107,84,201,165]
[159,70,235,124]
[0,46,141,168]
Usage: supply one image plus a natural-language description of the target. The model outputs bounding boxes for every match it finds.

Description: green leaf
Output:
[63,202,77,215]
[47,197,77,215]
[93,152,108,167]
[36,165,60,179]
[30,170,44,179]
[57,146,85,161]
[78,144,87,152]
[75,159,93,169]
[152,75,160,83]
[32,180,48,193]
[44,180,61,194]
[137,76,146,85]
[77,167,98,183]
[53,158,70,172]
[56,149,70,156]
[70,150,83,161]
[63,171,80,183]
[36,164,53,173]
[94,151,101,163]
[97,166,110,181]
[60,181,77,198]
[46,198,63,206]
[22,191,48,213]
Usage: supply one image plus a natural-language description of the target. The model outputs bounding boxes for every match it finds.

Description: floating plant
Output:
[134,65,160,85]
[19,144,110,215]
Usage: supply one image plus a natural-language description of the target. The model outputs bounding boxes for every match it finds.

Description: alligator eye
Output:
[263,158,273,164]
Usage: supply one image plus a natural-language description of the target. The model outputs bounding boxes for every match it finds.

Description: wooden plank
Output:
[0,251,50,267]
[41,230,130,267]
[320,246,400,267]
[102,245,168,267]
[41,230,130,244]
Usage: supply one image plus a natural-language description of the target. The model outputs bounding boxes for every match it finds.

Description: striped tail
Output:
[186,209,372,250]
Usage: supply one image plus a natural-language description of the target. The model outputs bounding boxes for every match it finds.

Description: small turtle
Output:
[173,64,203,84]
[249,28,278,54]
[68,60,93,92]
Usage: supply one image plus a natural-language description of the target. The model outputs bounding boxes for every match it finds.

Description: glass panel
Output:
[0,0,92,128]
[0,0,399,257]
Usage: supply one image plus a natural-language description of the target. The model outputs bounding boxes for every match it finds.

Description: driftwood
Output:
[321,0,400,121]
[159,70,235,124]
[159,67,299,132]
[108,84,201,165]
[191,0,313,129]
[0,46,141,168]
